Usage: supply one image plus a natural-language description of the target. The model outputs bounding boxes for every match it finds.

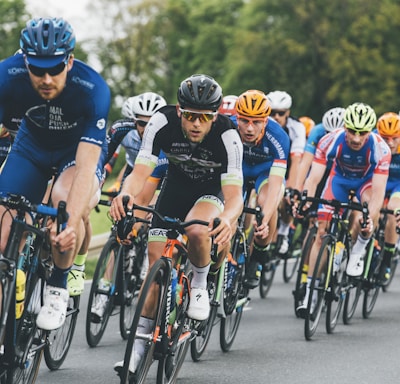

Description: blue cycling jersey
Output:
[0,53,111,202]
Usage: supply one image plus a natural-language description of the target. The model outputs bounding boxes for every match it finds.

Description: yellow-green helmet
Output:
[344,102,376,132]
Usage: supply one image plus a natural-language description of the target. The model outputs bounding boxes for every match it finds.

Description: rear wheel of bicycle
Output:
[382,252,399,292]
[326,246,348,334]
[283,222,305,283]
[259,248,278,299]
[304,237,329,341]
[362,283,380,319]
[86,236,119,347]
[44,295,80,370]
[190,273,218,362]
[293,226,316,317]
[118,258,169,384]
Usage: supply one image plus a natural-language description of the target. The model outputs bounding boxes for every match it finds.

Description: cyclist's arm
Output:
[294,151,314,192]
[303,161,327,198]
[286,152,302,189]
[368,172,389,222]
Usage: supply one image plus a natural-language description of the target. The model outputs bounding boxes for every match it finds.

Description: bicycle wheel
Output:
[86,236,119,347]
[220,267,248,352]
[259,246,278,299]
[304,237,329,341]
[118,258,169,384]
[342,279,362,324]
[190,272,218,362]
[382,252,399,292]
[44,295,80,370]
[326,244,348,334]
[283,222,305,283]
[157,270,191,384]
[293,226,316,317]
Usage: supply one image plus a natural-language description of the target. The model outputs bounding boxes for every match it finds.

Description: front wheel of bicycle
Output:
[259,253,278,299]
[326,246,348,334]
[44,295,80,370]
[304,237,329,341]
[382,252,399,292]
[86,236,119,347]
[342,279,362,324]
[362,283,380,319]
[283,222,305,283]
[118,258,169,384]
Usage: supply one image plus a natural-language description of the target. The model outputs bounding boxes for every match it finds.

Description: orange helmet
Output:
[299,116,315,137]
[219,95,238,116]
[236,90,271,118]
[377,112,400,137]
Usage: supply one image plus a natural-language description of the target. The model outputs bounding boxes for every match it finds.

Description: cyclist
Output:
[299,116,315,138]
[0,18,110,330]
[219,94,238,117]
[294,107,345,192]
[233,90,290,288]
[296,102,390,316]
[104,92,167,186]
[376,112,400,282]
[111,74,243,374]
[266,90,306,255]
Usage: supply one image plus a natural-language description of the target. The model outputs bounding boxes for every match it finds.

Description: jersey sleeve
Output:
[220,129,243,187]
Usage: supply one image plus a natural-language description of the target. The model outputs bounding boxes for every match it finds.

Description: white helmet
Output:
[322,107,345,132]
[266,91,292,109]
[121,92,167,119]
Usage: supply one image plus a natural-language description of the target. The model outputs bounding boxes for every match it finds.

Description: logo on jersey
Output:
[96,119,106,130]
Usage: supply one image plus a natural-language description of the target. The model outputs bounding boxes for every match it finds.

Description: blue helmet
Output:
[20,18,75,67]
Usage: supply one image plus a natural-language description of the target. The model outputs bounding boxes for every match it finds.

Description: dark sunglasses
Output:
[271,110,287,117]
[346,128,370,136]
[28,61,67,77]
[136,119,149,128]
[179,108,217,123]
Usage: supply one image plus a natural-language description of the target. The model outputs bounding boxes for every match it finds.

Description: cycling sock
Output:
[251,242,269,263]
[72,251,87,271]
[134,317,154,355]
[190,263,210,289]
[352,234,369,255]
[383,243,395,267]
[278,221,290,236]
[48,265,71,289]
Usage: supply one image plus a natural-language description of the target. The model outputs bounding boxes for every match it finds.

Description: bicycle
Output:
[190,197,263,361]
[297,191,368,340]
[86,195,148,347]
[116,201,219,384]
[0,194,71,383]
[343,206,400,322]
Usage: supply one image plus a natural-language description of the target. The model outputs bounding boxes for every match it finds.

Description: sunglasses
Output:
[136,119,149,128]
[179,108,217,123]
[271,110,287,117]
[346,128,370,136]
[28,60,67,77]
[238,117,265,125]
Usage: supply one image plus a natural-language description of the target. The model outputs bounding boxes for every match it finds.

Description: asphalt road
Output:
[37,263,400,384]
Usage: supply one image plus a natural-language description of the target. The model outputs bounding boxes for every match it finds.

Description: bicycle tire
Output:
[382,252,399,292]
[342,279,362,324]
[86,236,119,347]
[283,222,305,283]
[326,244,348,334]
[190,273,218,362]
[120,247,140,340]
[44,295,80,370]
[118,258,169,384]
[293,226,317,317]
[304,237,329,341]
[259,250,278,299]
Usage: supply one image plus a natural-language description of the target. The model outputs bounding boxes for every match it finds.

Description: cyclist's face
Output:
[345,128,370,150]
[27,55,73,100]
[381,135,400,154]
[135,115,151,138]
[237,117,267,144]
[270,109,289,127]
[177,105,217,143]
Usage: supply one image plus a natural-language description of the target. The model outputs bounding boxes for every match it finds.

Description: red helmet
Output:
[219,95,238,116]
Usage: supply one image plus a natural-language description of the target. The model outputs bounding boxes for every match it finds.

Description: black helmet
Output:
[177,74,223,111]
[20,18,75,67]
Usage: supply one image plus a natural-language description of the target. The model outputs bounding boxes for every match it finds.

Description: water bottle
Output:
[16,269,26,319]
[333,241,345,273]
[169,269,178,324]
[226,261,237,290]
